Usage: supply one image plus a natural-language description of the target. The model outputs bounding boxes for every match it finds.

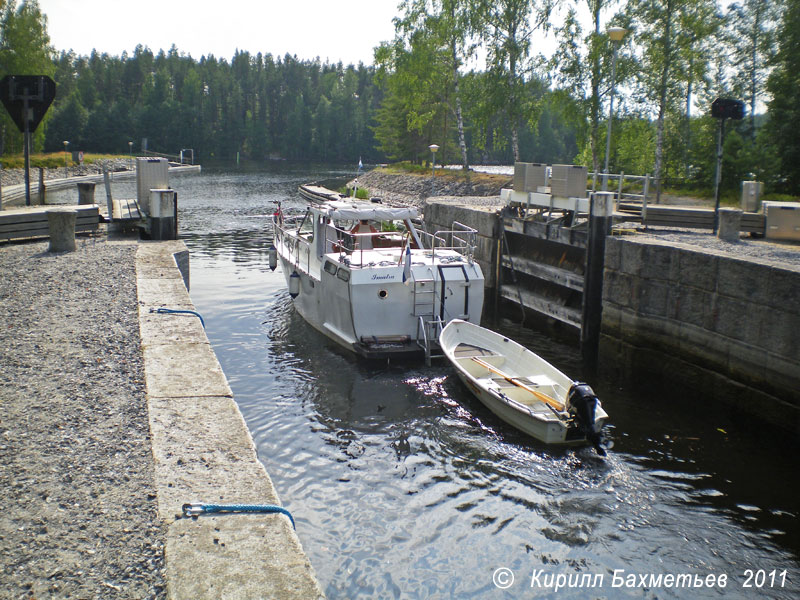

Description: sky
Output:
[38,0,737,67]
[37,0,401,65]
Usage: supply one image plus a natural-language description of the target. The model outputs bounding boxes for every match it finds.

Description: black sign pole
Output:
[23,94,31,206]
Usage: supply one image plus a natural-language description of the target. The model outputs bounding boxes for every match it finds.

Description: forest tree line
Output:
[1,0,798,195]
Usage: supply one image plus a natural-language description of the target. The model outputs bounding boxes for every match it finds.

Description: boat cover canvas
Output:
[320,201,419,221]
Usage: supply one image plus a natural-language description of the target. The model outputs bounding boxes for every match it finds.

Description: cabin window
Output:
[324,261,338,276]
[378,289,388,299]
[336,268,350,282]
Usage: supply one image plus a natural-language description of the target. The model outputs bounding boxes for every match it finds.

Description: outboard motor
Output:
[567,382,606,456]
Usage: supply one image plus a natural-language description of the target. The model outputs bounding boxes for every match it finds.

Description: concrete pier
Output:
[136,241,323,599]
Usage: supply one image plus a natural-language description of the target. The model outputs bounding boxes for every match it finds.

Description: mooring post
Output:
[77,182,96,205]
[46,208,77,253]
[581,191,614,370]
[37,167,46,205]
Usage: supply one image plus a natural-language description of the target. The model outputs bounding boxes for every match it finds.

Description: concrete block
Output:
[166,517,324,600]
[600,303,623,336]
[424,201,499,238]
[46,208,77,253]
[604,237,622,272]
[638,280,670,317]
[137,278,193,308]
[763,353,800,407]
[640,244,676,282]
[142,342,233,398]
[139,309,208,347]
[678,322,728,373]
[758,309,800,357]
[174,249,190,291]
[677,248,719,291]
[717,207,742,242]
[727,338,767,390]
[147,395,280,518]
[767,265,800,315]
[674,286,713,329]
[716,257,772,306]
[602,270,632,307]
[619,240,644,276]
[713,295,762,343]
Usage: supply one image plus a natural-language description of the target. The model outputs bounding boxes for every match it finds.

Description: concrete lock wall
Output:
[423,200,500,289]
[600,236,800,434]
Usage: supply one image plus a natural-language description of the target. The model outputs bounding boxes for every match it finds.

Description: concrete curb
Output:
[136,240,324,599]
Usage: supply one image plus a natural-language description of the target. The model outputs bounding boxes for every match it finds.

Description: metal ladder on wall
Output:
[412,276,445,366]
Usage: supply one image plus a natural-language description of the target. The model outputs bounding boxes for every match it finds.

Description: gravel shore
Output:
[0,237,166,599]
[1,159,134,188]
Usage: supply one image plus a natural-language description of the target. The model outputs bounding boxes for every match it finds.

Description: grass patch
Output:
[1,153,129,169]
[338,185,370,199]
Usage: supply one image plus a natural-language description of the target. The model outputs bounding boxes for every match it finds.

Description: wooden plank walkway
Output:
[0,205,100,243]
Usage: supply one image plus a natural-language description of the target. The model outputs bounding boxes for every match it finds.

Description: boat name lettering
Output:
[371,274,396,281]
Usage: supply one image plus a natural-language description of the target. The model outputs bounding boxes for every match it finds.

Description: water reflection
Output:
[181,165,799,599]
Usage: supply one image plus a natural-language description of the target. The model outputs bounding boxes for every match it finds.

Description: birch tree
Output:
[478,0,556,161]
[625,0,717,200]
[726,0,783,137]
[551,1,623,174]
[394,0,478,170]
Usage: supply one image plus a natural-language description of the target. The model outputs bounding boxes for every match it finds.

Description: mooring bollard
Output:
[581,191,614,370]
[77,182,96,205]
[47,208,77,252]
[717,207,742,242]
[149,188,177,240]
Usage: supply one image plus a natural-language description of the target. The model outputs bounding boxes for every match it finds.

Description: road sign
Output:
[0,75,57,133]
[711,98,745,121]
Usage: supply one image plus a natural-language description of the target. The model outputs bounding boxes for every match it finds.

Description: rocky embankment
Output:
[353,168,511,208]
[0,158,133,188]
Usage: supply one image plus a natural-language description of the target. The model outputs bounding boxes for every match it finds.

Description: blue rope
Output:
[182,503,295,529]
[153,308,205,328]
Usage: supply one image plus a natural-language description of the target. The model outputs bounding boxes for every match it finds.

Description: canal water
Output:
[91,165,799,598]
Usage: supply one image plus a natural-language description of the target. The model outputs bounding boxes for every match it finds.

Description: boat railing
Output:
[320,223,410,263]
[419,221,478,262]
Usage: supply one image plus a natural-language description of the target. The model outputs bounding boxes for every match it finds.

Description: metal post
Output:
[23,96,31,206]
[713,118,725,233]
[602,42,620,192]
[38,167,45,205]
[581,191,614,371]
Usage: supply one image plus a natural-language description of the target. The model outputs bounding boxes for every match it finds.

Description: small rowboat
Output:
[439,319,608,454]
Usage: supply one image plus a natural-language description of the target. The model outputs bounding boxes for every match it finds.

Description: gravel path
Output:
[0,238,166,599]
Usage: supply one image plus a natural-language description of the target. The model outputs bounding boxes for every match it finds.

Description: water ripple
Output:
[182,166,800,599]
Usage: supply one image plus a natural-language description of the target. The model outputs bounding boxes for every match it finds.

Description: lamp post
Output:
[602,26,627,192]
[63,140,69,177]
[128,141,133,170]
[429,144,439,195]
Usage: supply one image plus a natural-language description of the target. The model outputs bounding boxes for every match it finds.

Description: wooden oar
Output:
[471,357,565,412]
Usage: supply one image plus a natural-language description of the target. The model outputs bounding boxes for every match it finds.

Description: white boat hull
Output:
[274,196,485,359]
[440,319,608,446]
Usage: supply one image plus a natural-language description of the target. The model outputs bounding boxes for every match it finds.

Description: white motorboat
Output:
[271,187,485,360]
[439,319,608,453]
